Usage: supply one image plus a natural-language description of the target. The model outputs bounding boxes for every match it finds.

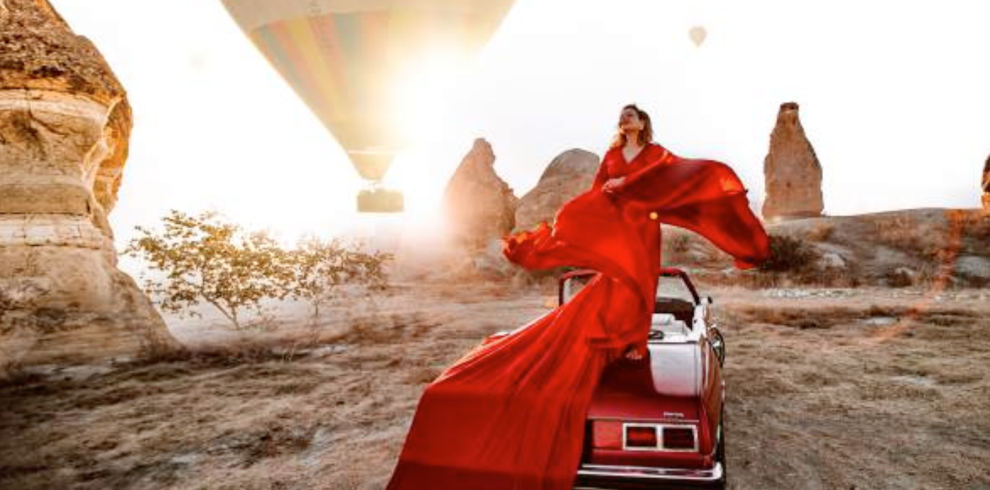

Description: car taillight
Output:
[595,422,699,452]
[624,425,659,450]
[591,421,622,449]
[662,426,697,451]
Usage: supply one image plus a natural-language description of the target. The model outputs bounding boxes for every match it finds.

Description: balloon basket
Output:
[357,186,404,213]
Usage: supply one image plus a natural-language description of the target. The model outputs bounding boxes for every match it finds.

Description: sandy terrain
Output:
[1,279,988,490]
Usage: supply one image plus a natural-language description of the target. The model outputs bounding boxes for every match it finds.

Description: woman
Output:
[385,105,769,490]
[598,103,674,360]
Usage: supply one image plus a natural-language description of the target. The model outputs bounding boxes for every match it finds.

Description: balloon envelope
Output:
[221,0,516,181]
[689,25,707,47]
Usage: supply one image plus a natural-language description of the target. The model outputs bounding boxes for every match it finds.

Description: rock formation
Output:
[982,153,989,213]
[514,149,599,232]
[0,0,179,368]
[441,139,518,251]
[762,102,824,222]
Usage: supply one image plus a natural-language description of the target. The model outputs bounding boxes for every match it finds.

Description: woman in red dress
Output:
[385,104,770,490]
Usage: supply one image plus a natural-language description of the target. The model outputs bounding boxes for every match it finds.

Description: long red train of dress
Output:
[385,142,770,490]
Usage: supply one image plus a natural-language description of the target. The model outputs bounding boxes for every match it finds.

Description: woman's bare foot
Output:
[624,345,644,361]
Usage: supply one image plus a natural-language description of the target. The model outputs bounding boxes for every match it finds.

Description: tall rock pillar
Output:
[981,153,989,213]
[762,102,824,222]
[441,139,518,251]
[0,0,179,368]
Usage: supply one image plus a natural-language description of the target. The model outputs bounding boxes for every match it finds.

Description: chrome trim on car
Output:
[576,462,723,483]
[620,422,699,452]
[594,416,701,424]
[660,424,699,453]
[621,422,660,451]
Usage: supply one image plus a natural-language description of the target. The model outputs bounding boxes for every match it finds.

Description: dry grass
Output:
[804,221,835,242]
[1,283,988,490]
[719,296,990,490]
[0,281,544,490]
[872,214,926,252]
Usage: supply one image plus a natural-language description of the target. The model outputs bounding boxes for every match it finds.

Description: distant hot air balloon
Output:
[689,25,707,47]
[221,0,516,212]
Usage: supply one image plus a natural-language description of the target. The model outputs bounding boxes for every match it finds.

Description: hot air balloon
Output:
[221,0,516,212]
[689,25,707,47]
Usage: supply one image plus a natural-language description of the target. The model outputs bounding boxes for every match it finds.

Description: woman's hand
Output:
[602,176,626,194]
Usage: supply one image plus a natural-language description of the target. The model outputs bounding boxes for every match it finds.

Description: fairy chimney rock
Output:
[982,153,990,213]
[0,0,179,369]
[762,102,824,221]
[515,149,600,231]
[442,138,519,250]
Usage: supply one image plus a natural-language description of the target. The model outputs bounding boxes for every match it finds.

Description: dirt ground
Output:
[1,280,988,490]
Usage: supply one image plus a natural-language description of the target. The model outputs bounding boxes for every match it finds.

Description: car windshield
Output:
[561,272,698,307]
[561,273,594,304]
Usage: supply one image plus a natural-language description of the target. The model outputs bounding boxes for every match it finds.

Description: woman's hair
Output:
[611,103,654,148]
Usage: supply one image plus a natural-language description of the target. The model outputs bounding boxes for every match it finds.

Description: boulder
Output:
[955,255,990,282]
[818,252,846,270]
[514,149,599,231]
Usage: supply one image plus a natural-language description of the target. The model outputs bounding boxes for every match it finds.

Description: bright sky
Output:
[55,0,990,251]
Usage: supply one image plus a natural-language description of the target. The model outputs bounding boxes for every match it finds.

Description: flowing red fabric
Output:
[385,143,770,490]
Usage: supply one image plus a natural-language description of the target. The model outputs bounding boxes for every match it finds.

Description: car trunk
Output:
[583,342,706,469]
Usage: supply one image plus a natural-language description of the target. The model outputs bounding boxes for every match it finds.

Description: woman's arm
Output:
[596,147,634,193]
[592,162,609,191]
[591,153,611,191]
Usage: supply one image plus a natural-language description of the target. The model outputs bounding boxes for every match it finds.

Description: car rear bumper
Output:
[574,462,724,490]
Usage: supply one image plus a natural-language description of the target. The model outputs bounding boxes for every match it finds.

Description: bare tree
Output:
[125,210,292,329]
[287,236,391,321]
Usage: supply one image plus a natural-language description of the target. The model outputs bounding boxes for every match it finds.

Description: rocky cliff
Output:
[0,0,179,370]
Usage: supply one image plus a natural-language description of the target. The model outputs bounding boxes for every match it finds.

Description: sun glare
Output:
[383,48,470,227]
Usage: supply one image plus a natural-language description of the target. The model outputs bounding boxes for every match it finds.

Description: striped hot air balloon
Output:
[221,0,516,212]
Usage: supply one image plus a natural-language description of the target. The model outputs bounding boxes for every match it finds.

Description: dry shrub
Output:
[951,209,990,240]
[343,314,397,345]
[867,304,912,317]
[922,309,980,327]
[335,311,443,346]
[814,259,864,288]
[729,304,919,330]
[730,306,855,329]
[697,262,863,290]
[885,267,916,288]
[731,304,979,338]
[872,214,925,252]
[135,336,328,368]
[403,366,441,385]
[760,234,819,273]
[0,362,43,387]
[662,234,693,263]
[806,222,835,242]
[238,421,316,466]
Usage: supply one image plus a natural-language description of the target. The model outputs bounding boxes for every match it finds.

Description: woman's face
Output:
[618,108,644,133]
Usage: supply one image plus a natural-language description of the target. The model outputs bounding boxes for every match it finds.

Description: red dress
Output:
[385,142,769,490]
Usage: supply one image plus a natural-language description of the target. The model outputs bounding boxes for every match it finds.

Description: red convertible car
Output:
[564,267,727,490]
